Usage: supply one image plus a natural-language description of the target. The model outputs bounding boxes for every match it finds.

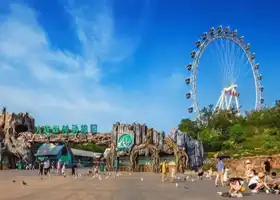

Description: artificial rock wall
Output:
[111,122,165,156]
[171,129,204,169]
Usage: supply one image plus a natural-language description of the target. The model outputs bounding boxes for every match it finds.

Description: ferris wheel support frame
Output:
[215,84,241,114]
[185,26,264,118]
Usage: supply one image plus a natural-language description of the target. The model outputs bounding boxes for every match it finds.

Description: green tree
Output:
[229,124,245,143]
[68,143,106,153]
[178,119,200,139]
[200,128,222,152]
[209,110,232,136]
[177,103,280,157]
[199,104,214,126]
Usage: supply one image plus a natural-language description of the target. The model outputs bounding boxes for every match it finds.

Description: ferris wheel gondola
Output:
[185,25,264,118]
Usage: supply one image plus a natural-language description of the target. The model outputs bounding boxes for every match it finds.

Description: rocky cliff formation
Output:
[170,128,204,169]
[0,107,35,169]
[108,122,192,172]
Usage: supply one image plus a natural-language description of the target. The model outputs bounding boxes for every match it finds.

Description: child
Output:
[62,163,66,176]
[94,165,99,175]
[170,167,176,183]
[72,164,77,176]
[57,160,61,175]
[198,168,204,180]
[206,167,213,179]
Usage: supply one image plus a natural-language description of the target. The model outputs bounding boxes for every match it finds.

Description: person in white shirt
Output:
[62,163,66,176]
[43,159,50,175]
[248,169,259,190]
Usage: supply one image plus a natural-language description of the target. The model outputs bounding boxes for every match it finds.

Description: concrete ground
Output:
[0,170,279,200]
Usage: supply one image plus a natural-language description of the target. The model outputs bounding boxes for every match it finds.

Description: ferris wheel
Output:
[185,26,264,117]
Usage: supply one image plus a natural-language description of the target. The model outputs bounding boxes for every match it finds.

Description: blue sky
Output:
[0,0,279,133]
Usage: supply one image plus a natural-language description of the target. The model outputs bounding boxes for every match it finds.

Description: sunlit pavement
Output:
[0,171,279,200]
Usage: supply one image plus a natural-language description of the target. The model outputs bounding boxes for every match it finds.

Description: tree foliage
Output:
[178,103,280,156]
[67,143,106,153]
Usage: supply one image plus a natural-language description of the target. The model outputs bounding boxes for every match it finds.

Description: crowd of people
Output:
[213,156,280,197]
[37,158,81,177]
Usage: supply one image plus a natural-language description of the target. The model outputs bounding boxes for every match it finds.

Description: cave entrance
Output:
[138,155,153,172]
[118,156,131,171]
[15,124,28,133]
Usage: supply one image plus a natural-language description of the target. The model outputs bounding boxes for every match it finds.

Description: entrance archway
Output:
[130,143,160,173]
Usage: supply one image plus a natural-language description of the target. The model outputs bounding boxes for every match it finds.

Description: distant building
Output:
[35,143,98,167]
[35,143,72,166]
[70,148,95,167]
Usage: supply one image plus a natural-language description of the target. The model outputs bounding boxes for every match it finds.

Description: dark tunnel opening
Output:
[15,124,28,133]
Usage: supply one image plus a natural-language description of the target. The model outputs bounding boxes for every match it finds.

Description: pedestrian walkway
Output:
[0,171,279,200]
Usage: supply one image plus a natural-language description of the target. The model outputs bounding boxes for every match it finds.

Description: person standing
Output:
[51,161,55,173]
[57,159,61,175]
[43,159,50,175]
[72,164,77,176]
[245,160,253,182]
[215,157,224,187]
[38,161,44,176]
[76,160,81,176]
[62,163,66,176]
[77,160,81,168]
[114,157,119,173]
[161,159,167,182]
[17,160,22,170]
[263,157,272,176]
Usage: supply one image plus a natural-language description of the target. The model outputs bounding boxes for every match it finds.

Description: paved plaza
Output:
[0,170,279,200]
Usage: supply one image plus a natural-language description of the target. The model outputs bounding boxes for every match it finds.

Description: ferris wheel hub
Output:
[224,84,237,92]
[216,85,241,114]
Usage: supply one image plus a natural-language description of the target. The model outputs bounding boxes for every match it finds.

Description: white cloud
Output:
[0,3,187,133]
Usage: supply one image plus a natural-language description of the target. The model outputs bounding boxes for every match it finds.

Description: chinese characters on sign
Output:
[34,124,97,135]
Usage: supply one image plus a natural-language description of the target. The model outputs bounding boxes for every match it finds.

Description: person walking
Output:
[57,159,61,175]
[51,161,55,173]
[161,159,167,182]
[62,163,66,176]
[215,157,225,187]
[43,159,50,176]
[38,160,44,176]
[72,164,77,176]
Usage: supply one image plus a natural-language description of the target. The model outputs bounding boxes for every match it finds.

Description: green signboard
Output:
[34,124,97,135]
[116,132,134,151]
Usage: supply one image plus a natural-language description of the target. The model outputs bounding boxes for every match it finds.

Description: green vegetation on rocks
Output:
[67,143,106,153]
[178,103,280,158]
